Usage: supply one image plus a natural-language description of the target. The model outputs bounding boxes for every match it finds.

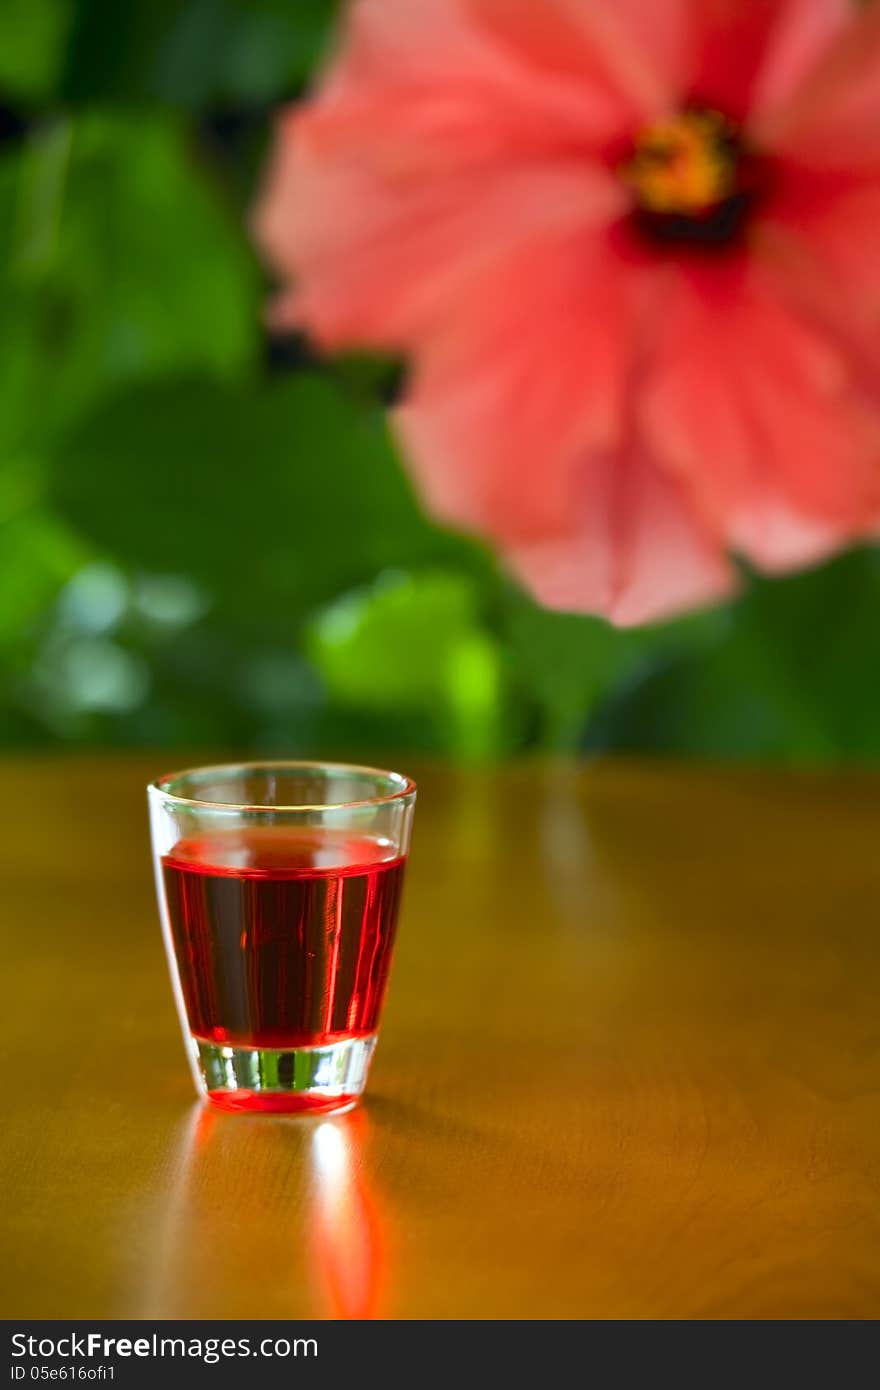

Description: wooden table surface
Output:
[2,754,879,1320]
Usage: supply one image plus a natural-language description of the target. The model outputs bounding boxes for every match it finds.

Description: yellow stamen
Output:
[623,110,738,216]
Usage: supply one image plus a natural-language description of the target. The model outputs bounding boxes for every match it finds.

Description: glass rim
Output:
[148,760,417,814]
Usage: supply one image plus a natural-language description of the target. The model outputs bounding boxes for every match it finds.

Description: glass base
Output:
[191,1035,377,1115]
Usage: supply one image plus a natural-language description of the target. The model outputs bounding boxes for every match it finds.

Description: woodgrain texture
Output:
[2,755,879,1319]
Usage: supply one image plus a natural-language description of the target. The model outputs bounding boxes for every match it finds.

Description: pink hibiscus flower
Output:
[256,0,880,624]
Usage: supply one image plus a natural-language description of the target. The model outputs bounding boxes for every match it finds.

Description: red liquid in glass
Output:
[161,826,406,1059]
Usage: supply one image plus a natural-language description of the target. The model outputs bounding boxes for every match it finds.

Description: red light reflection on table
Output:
[138,1101,387,1319]
[309,1111,386,1320]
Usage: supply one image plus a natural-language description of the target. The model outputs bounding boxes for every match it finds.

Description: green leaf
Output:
[0,0,71,103]
[47,373,480,624]
[308,570,512,758]
[0,502,87,651]
[502,591,638,750]
[597,550,880,761]
[0,111,258,450]
[500,582,725,751]
[63,0,338,107]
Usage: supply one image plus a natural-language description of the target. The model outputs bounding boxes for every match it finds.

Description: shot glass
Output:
[148,762,416,1115]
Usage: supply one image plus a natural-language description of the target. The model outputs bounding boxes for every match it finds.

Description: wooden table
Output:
[2,755,879,1319]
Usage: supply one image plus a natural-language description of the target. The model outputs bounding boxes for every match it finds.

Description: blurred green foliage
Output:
[1,0,878,763]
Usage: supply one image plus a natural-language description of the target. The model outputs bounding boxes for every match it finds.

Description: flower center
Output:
[624,109,737,214]
[621,108,755,249]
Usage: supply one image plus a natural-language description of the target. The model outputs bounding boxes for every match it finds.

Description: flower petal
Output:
[254,0,633,348]
[256,127,625,347]
[747,0,850,126]
[314,0,640,160]
[507,443,735,626]
[685,0,796,119]
[641,262,880,570]
[393,233,643,539]
[759,168,880,336]
[755,3,880,169]
[466,0,689,119]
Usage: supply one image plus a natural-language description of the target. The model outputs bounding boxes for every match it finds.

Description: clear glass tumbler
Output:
[148,762,416,1115]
